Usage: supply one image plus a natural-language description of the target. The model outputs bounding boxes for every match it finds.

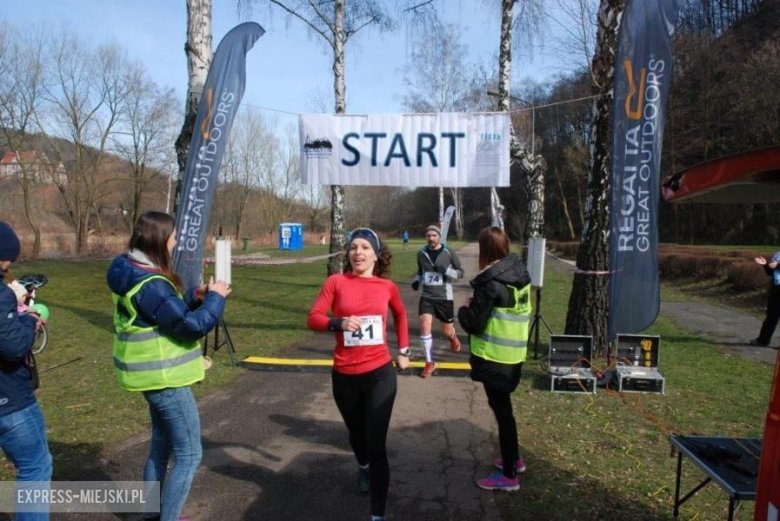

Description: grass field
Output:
[4,239,774,520]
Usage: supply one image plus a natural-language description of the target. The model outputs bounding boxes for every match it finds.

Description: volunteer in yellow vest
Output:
[107,211,230,521]
[457,227,531,492]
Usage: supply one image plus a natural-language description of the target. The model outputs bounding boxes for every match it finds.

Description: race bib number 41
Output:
[343,315,384,347]
[424,271,443,286]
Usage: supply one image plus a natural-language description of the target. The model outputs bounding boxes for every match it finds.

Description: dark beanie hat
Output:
[0,222,21,262]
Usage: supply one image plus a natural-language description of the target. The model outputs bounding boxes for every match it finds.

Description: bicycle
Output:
[17,274,49,355]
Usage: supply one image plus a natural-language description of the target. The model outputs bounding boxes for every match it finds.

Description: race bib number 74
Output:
[424,271,443,286]
[343,315,384,347]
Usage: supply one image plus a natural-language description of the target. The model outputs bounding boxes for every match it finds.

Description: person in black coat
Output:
[751,252,780,347]
[0,221,52,519]
[458,227,531,492]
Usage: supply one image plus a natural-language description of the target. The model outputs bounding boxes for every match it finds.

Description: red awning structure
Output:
[662,145,780,203]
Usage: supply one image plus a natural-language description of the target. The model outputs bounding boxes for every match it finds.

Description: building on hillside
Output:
[0,151,67,184]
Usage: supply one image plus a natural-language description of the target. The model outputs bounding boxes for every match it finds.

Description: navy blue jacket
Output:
[106,255,225,343]
[0,271,39,417]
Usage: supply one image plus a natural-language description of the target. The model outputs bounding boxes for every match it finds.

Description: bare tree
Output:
[0,24,48,257]
[255,123,301,234]
[42,33,133,252]
[401,22,474,238]
[302,182,328,233]
[225,108,274,237]
[546,0,599,73]
[114,73,178,233]
[564,0,627,353]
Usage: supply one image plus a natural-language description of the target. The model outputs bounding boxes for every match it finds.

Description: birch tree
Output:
[564,0,627,353]
[174,0,212,214]
[478,0,547,241]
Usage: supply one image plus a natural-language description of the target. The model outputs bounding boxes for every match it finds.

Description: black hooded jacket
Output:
[458,254,531,336]
[457,254,531,393]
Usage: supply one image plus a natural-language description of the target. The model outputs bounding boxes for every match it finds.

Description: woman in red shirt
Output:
[308,228,410,521]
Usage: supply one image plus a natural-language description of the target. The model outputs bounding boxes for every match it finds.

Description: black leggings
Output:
[483,384,519,478]
[332,361,398,517]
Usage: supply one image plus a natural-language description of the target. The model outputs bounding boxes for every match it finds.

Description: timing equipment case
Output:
[548,334,597,394]
[614,334,665,394]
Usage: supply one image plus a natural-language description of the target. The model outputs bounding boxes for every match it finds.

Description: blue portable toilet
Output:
[279,223,303,250]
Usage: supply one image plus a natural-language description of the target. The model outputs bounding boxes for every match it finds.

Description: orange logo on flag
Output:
[623,59,646,121]
[200,88,214,139]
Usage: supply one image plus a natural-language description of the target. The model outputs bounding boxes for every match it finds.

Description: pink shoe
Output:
[477,471,520,491]
[493,457,527,473]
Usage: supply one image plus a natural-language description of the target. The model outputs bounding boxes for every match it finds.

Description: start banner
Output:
[299,112,510,187]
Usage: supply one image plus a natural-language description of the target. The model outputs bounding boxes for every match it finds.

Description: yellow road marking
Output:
[242,356,471,370]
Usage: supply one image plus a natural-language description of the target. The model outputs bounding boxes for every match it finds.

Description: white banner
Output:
[299,112,511,187]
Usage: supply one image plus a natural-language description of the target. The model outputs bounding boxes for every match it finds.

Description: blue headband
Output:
[349,228,381,256]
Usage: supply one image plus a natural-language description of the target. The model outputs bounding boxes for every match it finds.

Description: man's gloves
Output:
[434,264,448,275]
[411,280,420,291]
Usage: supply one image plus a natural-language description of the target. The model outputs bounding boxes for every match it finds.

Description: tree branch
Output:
[404,0,435,13]
[306,0,336,36]
[269,0,334,47]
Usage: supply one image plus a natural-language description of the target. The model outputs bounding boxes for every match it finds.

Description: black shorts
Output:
[419,297,454,323]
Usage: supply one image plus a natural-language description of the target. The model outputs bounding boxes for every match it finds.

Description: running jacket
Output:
[308,274,409,375]
[414,245,464,301]
[0,270,38,417]
[106,254,225,344]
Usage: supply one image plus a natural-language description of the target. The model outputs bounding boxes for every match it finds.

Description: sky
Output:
[5,1,575,127]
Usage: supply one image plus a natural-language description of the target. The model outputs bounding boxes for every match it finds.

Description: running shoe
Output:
[420,361,436,378]
[476,471,520,491]
[449,335,461,353]
[358,466,370,494]
[493,457,527,473]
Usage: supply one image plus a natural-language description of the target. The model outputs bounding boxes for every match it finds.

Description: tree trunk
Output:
[19,169,41,259]
[439,187,445,225]
[328,0,347,276]
[497,0,513,113]
[523,161,545,241]
[557,176,577,240]
[564,0,626,355]
[450,187,464,240]
[174,0,212,215]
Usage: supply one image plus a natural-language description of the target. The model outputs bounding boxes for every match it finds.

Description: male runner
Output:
[411,225,465,378]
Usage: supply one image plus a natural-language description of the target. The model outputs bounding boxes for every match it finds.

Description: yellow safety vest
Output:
[470,284,531,364]
[112,275,204,391]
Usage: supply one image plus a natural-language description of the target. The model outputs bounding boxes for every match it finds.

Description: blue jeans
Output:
[0,401,53,521]
[142,386,202,521]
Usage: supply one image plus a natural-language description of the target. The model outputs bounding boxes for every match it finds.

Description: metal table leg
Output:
[674,450,683,517]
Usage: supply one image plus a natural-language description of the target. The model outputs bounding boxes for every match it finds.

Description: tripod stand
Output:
[528,286,553,360]
[203,316,237,367]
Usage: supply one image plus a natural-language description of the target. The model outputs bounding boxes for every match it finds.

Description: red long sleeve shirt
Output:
[307,274,409,375]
